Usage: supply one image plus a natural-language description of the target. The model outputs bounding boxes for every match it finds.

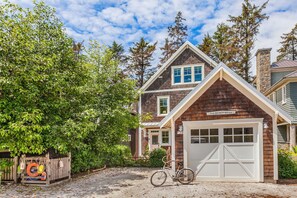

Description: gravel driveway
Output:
[1,167,297,198]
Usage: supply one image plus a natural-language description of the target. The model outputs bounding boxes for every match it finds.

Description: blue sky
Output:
[10,0,297,72]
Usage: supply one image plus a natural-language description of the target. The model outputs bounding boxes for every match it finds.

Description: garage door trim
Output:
[183,118,264,182]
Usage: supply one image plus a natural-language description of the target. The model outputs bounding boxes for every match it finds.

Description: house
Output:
[254,49,297,149]
[136,41,293,183]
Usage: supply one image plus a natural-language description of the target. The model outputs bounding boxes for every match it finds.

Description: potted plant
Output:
[0,159,13,185]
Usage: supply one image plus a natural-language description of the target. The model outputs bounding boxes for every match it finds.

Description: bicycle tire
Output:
[177,168,195,185]
[150,170,167,187]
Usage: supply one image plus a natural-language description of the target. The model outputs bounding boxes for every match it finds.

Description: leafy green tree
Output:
[0,1,88,155]
[127,38,157,88]
[277,24,297,61]
[228,0,269,82]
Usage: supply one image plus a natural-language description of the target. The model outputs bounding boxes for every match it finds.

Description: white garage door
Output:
[187,122,260,182]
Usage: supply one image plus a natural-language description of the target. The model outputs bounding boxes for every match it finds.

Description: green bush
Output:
[278,149,297,179]
[106,145,134,167]
[71,148,105,174]
[149,148,167,167]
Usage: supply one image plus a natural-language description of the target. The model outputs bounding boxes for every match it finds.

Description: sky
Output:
[8,0,297,73]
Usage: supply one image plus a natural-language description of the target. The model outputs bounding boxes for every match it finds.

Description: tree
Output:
[277,24,297,61]
[158,38,174,67]
[127,38,157,88]
[228,0,269,82]
[0,1,87,155]
[109,41,127,66]
[159,11,188,65]
[198,33,214,58]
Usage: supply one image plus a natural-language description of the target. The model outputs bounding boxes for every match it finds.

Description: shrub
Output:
[106,145,134,167]
[278,149,297,179]
[149,148,167,167]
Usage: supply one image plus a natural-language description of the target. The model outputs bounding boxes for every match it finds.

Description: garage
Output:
[184,119,263,182]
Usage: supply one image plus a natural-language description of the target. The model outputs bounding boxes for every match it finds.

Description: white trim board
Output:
[144,87,194,93]
[140,41,218,92]
[159,62,293,128]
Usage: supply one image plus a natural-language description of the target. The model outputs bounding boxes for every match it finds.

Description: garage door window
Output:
[191,129,219,144]
[224,127,254,143]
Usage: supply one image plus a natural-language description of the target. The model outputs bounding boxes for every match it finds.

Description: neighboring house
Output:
[254,49,297,149]
[136,41,292,183]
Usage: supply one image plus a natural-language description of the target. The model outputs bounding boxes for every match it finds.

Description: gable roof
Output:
[140,41,218,91]
[265,69,297,95]
[159,62,293,128]
[272,60,297,68]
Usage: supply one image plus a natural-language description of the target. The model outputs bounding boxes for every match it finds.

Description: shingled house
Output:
[255,49,297,149]
[136,41,292,182]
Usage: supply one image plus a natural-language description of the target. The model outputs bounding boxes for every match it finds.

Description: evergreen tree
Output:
[277,24,297,61]
[212,23,237,68]
[229,0,269,82]
[127,38,157,88]
[198,33,214,58]
[158,38,174,67]
[168,11,188,51]
[109,41,127,65]
[159,11,188,65]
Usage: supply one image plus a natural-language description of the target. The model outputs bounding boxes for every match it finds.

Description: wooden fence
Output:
[21,153,71,186]
[0,157,18,182]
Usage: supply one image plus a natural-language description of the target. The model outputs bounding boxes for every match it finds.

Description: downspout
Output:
[138,94,142,156]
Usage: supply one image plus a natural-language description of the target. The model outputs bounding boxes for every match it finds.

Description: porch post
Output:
[170,118,176,171]
[290,125,296,149]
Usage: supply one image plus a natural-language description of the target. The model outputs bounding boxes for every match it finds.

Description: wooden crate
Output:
[20,152,71,186]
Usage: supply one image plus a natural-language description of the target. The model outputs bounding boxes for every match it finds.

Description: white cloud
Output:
[4,0,297,73]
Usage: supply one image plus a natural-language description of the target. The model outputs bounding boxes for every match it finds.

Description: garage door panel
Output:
[189,144,219,160]
[197,163,220,178]
[224,162,253,178]
[224,145,255,160]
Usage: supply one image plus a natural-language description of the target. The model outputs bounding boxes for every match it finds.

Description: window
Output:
[152,135,159,145]
[172,65,203,85]
[157,96,169,116]
[223,127,254,143]
[173,68,181,84]
[194,66,202,82]
[184,67,192,83]
[191,128,219,144]
[282,86,286,104]
[127,134,131,141]
[162,131,169,144]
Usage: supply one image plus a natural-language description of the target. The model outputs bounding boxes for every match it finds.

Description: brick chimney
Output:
[255,48,272,93]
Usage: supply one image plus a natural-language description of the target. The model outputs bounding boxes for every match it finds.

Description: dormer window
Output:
[172,64,204,85]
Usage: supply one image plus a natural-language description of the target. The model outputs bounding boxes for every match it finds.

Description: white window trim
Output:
[171,64,204,85]
[281,86,286,104]
[148,129,171,148]
[157,96,170,116]
[272,92,276,103]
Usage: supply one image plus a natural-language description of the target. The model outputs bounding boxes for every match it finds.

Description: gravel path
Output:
[1,168,297,198]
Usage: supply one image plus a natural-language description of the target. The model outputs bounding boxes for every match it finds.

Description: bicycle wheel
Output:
[150,170,167,187]
[177,168,195,185]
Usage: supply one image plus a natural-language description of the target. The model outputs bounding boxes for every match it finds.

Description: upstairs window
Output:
[194,66,202,82]
[157,96,169,116]
[184,67,192,83]
[173,68,181,84]
[172,65,203,85]
[282,86,286,104]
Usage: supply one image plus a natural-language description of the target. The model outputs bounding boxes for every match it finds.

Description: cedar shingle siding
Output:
[174,79,274,179]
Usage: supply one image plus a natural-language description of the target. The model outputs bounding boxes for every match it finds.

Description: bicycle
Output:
[150,156,195,187]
